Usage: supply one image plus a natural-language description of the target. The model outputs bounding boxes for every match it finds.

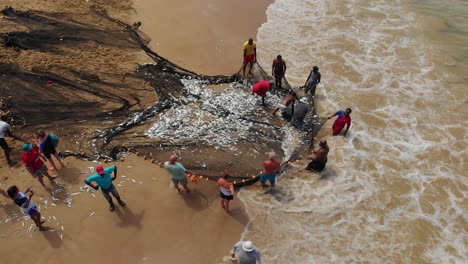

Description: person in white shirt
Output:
[0,115,20,166]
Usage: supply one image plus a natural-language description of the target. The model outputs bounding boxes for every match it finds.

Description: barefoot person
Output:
[242,38,257,77]
[252,80,272,106]
[272,92,297,121]
[7,186,48,231]
[22,144,57,190]
[291,98,309,128]
[272,55,286,88]
[34,130,64,171]
[327,108,352,136]
[306,140,329,172]
[164,154,192,193]
[304,66,321,95]
[217,172,235,213]
[260,152,281,189]
[0,115,20,166]
[231,240,262,264]
[84,165,126,212]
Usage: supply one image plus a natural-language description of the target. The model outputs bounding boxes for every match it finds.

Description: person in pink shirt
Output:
[252,80,273,106]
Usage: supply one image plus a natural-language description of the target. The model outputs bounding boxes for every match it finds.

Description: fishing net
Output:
[0,6,324,186]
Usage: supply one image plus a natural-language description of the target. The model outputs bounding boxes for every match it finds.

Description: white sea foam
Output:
[238,0,468,263]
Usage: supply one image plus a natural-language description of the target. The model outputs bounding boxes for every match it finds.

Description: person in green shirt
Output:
[85,165,126,212]
[164,155,192,193]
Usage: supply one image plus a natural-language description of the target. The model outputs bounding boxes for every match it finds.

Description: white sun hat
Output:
[242,241,254,252]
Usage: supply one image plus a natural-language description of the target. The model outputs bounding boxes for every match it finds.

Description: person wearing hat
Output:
[306,140,329,172]
[252,80,273,106]
[304,65,321,95]
[164,154,192,193]
[21,143,57,190]
[261,151,281,189]
[84,165,126,212]
[231,240,262,264]
[291,98,309,128]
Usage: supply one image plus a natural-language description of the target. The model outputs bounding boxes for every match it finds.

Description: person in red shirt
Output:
[261,152,281,188]
[22,144,57,189]
[252,80,273,106]
[330,108,352,136]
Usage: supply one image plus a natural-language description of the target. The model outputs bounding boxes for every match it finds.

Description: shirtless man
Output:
[272,55,287,88]
[261,152,281,189]
[272,92,297,121]
[305,140,329,172]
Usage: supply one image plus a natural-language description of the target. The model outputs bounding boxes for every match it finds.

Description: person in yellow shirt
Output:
[242,38,257,77]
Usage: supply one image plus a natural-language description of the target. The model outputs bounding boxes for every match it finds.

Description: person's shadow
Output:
[56,166,82,184]
[180,189,210,210]
[114,206,145,229]
[42,228,63,248]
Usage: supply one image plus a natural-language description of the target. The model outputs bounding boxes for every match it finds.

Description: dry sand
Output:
[0,0,273,263]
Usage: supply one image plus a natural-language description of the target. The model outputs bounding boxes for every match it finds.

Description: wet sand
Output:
[0,0,273,263]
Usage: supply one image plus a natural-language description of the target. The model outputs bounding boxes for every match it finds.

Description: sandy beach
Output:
[0,0,273,263]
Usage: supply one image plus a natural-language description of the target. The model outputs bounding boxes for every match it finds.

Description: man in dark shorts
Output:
[306,140,329,172]
[272,92,297,121]
[272,55,287,88]
[85,165,126,212]
[164,154,192,193]
[304,66,321,95]
[0,115,20,166]
[252,80,273,106]
[242,38,257,77]
[34,130,64,171]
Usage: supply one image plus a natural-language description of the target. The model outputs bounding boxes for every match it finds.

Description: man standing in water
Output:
[272,55,287,88]
[261,151,281,189]
[252,80,273,106]
[231,240,262,264]
[304,66,321,95]
[85,165,126,212]
[242,38,257,77]
[328,108,352,136]
[306,140,329,172]
[291,98,309,128]
[272,92,297,121]
[164,154,191,193]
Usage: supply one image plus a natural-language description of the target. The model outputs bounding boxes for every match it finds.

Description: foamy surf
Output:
[237,0,467,263]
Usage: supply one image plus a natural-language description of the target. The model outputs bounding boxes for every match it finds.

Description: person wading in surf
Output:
[272,55,287,88]
[242,38,257,77]
[305,140,329,172]
[327,108,352,136]
[261,152,281,189]
[304,66,321,95]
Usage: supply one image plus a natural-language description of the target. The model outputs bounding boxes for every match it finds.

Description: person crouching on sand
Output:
[7,186,48,231]
[218,172,235,213]
[84,165,126,212]
[22,143,57,190]
[306,140,329,172]
[164,154,192,193]
[261,152,281,189]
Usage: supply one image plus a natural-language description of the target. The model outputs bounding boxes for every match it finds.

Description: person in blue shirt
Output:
[85,165,126,212]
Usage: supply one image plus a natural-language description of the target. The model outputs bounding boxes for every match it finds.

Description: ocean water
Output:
[238,0,468,263]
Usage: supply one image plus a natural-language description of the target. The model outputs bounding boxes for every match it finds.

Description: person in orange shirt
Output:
[242,38,257,77]
[217,172,235,213]
[261,152,281,189]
